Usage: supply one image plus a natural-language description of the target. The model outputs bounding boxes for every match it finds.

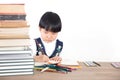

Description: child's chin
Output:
[45,40,53,43]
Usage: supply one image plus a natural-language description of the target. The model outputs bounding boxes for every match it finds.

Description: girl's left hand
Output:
[50,56,62,62]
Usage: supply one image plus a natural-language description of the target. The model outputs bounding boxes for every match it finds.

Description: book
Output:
[0,27,29,34]
[0,34,29,39]
[0,46,30,51]
[0,61,34,66]
[0,4,25,15]
[0,71,33,76]
[0,39,30,47]
[0,68,33,73]
[0,50,32,55]
[0,55,34,63]
[0,15,26,20]
[0,54,34,63]
[35,60,80,66]
[0,49,33,60]
[0,64,34,70]
[60,59,81,69]
[0,27,29,39]
[0,20,28,28]
[0,58,34,63]
[60,59,79,66]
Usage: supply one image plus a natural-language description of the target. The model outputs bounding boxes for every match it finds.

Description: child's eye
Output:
[44,31,49,34]
[52,33,56,35]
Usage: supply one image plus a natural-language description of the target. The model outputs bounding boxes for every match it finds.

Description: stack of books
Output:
[0,4,34,76]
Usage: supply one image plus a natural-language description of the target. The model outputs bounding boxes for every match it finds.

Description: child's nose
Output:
[47,34,52,38]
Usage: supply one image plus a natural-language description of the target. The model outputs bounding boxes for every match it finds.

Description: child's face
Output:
[40,28,58,43]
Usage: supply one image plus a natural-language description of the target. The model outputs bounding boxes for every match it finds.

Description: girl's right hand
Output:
[34,54,49,62]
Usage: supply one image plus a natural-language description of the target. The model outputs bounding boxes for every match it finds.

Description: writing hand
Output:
[50,56,62,63]
[34,54,49,62]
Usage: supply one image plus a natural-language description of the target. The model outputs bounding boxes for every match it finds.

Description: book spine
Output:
[0,50,32,54]
[0,59,34,63]
[0,71,33,76]
[0,39,30,47]
[0,61,34,66]
[0,20,28,28]
[0,69,33,73]
[0,15,26,20]
[0,46,30,51]
[0,34,29,39]
[0,27,29,33]
[0,4,25,15]
[0,65,34,70]
[0,27,29,39]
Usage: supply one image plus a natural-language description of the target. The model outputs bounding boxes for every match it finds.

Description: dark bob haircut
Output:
[39,11,62,33]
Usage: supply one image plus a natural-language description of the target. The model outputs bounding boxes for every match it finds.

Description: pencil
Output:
[93,61,101,66]
[40,67,49,72]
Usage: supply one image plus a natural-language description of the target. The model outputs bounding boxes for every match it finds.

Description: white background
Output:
[1,0,120,61]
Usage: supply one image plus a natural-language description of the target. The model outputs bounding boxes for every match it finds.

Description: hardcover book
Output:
[0,39,30,47]
[0,4,25,15]
[0,20,28,28]
[0,46,30,51]
[0,27,29,39]
[0,71,33,76]
[0,15,26,20]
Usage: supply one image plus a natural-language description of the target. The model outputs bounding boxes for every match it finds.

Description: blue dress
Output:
[34,38,63,58]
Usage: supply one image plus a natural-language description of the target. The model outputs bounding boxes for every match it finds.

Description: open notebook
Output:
[35,59,79,66]
[60,59,79,65]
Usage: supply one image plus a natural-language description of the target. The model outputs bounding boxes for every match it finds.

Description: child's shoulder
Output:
[57,39,63,43]
[56,39,63,46]
[34,37,40,40]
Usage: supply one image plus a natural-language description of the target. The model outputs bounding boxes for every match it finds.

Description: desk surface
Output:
[0,62,120,80]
